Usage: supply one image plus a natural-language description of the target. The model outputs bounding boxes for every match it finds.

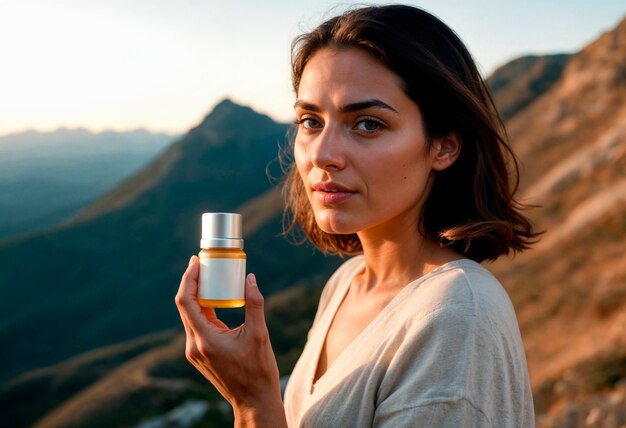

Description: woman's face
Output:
[294,47,450,238]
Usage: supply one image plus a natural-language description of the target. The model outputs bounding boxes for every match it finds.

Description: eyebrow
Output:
[294,98,399,114]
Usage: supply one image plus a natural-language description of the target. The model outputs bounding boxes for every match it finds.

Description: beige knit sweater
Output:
[283,256,534,427]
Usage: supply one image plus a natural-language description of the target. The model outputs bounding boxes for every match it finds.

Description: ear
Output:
[431,132,461,171]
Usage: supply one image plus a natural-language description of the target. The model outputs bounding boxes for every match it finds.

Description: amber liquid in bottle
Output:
[198,247,246,308]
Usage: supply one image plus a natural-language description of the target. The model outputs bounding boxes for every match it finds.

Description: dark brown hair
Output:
[283,5,539,262]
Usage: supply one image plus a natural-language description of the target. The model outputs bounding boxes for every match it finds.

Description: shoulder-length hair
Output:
[283,5,539,263]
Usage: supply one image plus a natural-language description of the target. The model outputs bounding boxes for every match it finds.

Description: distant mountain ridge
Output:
[0,128,174,241]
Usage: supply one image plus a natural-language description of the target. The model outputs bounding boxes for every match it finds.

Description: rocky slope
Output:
[488,53,571,121]
[491,16,626,428]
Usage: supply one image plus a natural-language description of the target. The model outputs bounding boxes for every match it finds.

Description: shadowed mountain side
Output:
[487,54,570,121]
[68,140,183,225]
[0,99,341,383]
[31,336,208,428]
[69,98,278,224]
[0,284,323,428]
[0,330,179,427]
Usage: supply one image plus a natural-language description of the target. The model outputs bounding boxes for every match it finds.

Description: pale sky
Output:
[1,0,624,136]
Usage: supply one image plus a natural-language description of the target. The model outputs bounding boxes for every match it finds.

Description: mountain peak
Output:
[189,98,281,140]
[207,98,256,123]
[212,97,239,112]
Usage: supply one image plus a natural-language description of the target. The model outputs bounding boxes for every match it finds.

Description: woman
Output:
[176,5,538,427]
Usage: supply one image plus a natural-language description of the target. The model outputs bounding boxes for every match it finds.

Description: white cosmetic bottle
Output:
[198,213,246,308]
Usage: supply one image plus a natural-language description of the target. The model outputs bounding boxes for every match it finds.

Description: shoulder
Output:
[404,259,518,331]
[377,260,533,425]
[386,259,525,375]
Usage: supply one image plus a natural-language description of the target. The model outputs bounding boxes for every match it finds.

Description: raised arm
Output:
[175,256,288,428]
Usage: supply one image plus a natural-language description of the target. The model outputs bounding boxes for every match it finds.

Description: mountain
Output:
[490,16,626,427]
[2,15,626,427]
[0,98,341,386]
[0,280,324,428]
[0,128,174,241]
[487,53,571,121]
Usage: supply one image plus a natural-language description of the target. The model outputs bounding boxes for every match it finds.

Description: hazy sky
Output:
[1,0,625,136]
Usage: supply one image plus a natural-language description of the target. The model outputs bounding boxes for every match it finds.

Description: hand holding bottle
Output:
[175,256,287,427]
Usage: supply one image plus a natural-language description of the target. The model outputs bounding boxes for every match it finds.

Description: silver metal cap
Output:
[200,213,244,249]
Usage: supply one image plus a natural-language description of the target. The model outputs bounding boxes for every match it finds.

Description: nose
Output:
[310,124,347,171]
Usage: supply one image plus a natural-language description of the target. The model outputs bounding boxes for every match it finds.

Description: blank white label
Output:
[198,258,246,300]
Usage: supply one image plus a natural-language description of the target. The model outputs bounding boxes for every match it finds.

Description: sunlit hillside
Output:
[490,16,626,427]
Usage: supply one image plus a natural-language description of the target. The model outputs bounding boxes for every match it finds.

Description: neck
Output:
[355,216,461,292]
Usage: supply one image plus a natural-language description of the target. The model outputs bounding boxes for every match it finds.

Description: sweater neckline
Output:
[307,256,475,395]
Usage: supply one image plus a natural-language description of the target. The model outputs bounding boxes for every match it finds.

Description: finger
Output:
[176,255,200,304]
[177,255,221,334]
[244,273,267,328]
[175,256,199,337]
[201,306,229,330]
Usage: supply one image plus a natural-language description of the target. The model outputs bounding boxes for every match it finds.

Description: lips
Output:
[311,182,356,205]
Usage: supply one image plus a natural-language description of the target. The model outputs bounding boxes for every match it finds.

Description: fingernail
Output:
[247,273,257,286]
[188,255,195,266]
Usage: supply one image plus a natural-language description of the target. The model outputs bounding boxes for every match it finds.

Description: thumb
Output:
[244,273,266,327]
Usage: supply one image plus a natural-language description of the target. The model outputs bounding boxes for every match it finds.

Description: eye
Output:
[296,116,323,130]
[354,118,384,133]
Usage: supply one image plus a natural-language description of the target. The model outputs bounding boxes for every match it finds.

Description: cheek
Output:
[372,147,430,194]
[293,143,310,181]
[373,148,415,181]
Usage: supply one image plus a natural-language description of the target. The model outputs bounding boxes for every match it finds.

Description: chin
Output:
[314,211,360,235]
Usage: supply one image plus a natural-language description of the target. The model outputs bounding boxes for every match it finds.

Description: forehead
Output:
[297,47,406,104]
